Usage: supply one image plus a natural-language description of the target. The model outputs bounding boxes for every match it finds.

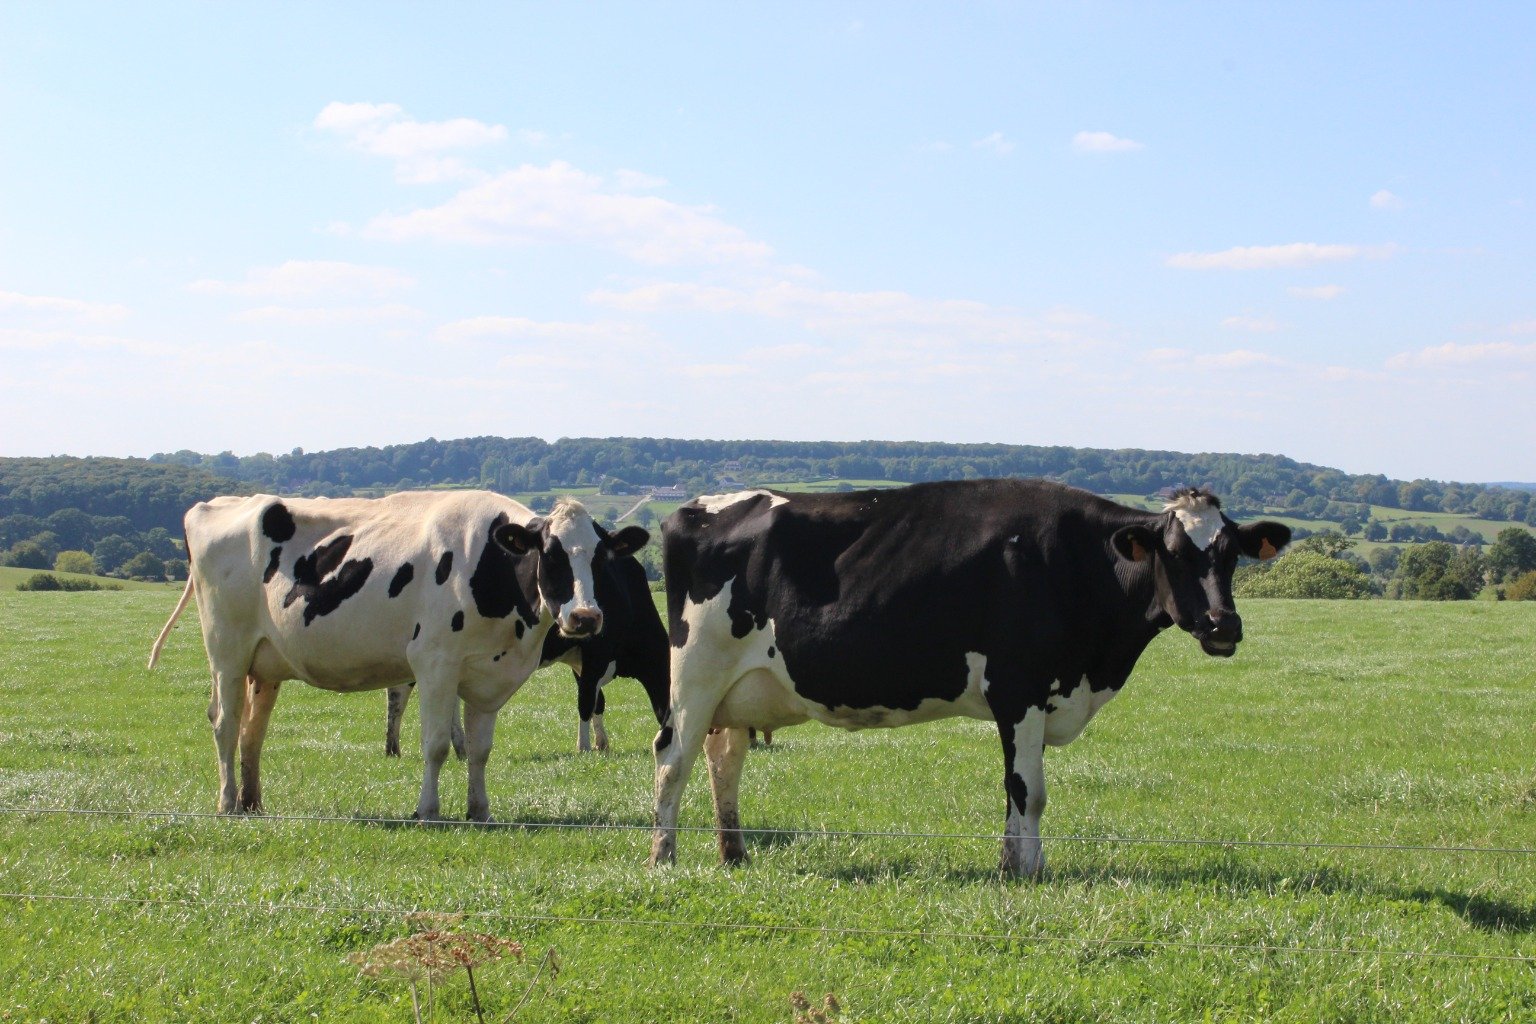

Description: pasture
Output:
[1,590,1534,1022]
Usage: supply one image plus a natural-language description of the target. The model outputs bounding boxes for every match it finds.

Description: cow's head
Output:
[492,499,649,639]
[1111,489,1291,657]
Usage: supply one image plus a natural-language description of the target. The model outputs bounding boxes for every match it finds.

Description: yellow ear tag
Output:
[1258,539,1278,560]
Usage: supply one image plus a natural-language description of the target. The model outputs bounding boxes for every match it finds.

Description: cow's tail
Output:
[148,577,196,670]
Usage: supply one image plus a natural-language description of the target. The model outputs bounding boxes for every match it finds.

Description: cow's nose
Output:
[564,608,603,637]
[1207,609,1241,640]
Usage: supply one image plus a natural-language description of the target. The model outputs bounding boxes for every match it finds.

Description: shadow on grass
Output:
[347,809,654,834]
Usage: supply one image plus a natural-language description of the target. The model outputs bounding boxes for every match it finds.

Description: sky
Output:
[2,3,1533,483]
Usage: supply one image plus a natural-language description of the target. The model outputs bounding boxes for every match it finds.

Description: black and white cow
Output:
[148,491,647,820]
[383,550,670,755]
[650,481,1290,876]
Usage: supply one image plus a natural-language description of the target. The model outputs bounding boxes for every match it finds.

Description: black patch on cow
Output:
[653,726,674,753]
[435,551,453,585]
[262,546,282,584]
[261,503,296,543]
[493,652,501,662]
[767,645,775,659]
[515,620,525,639]
[538,535,576,611]
[282,534,374,626]
[451,610,465,632]
[469,511,540,627]
[412,623,421,640]
[388,562,415,598]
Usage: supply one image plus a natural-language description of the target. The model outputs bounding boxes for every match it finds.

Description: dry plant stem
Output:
[500,949,556,1023]
[466,965,485,1024]
[408,980,422,1024]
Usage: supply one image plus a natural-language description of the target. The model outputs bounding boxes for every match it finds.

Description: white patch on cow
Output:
[695,490,789,514]
[1042,675,1118,746]
[547,498,603,628]
[967,651,989,694]
[1168,502,1224,551]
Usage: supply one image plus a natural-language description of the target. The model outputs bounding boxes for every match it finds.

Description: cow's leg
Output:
[592,685,608,752]
[650,695,719,867]
[575,664,596,753]
[996,708,1048,878]
[462,704,497,823]
[237,677,281,812]
[704,726,751,865]
[207,665,248,814]
[412,672,460,821]
[385,683,412,758]
[450,698,466,761]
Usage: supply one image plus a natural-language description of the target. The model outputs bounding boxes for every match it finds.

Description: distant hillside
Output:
[144,436,1536,526]
[5,437,1535,559]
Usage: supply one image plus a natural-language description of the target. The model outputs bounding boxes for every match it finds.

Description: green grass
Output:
[2,593,1534,1021]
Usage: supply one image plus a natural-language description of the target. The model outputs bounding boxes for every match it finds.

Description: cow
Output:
[649,481,1290,877]
[383,551,670,755]
[147,490,648,821]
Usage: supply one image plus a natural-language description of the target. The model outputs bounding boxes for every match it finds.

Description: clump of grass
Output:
[348,912,558,1023]
[790,991,845,1023]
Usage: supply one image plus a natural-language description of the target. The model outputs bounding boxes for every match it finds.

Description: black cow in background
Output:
[650,481,1290,877]
[385,544,669,755]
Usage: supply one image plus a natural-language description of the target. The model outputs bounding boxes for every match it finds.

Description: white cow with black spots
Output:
[148,491,647,821]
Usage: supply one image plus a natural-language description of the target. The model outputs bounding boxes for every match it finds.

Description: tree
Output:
[93,534,137,575]
[1485,527,1536,582]
[1234,552,1375,599]
[1505,570,1536,601]
[120,551,165,580]
[4,541,52,569]
[1293,531,1353,558]
[1389,542,1480,600]
[163,557,189,581]
[53,550,97,575]
[1363,520,1388,542]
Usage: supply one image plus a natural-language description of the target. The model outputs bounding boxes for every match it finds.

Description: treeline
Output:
[5,438,1536,584]
[0,458,232,581]
[147,436,1536,524]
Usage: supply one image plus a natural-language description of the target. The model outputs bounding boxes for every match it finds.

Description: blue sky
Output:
[2,3,1533,482]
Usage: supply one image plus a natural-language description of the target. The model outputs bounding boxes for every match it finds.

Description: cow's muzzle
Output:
[559,608,604,639]
[1193,610,1242,658]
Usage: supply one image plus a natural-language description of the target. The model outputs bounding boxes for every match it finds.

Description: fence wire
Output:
[3,805,1534,857]
[2,889,1533,965]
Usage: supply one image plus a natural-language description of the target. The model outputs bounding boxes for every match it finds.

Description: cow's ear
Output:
[604,525,650,558]
[1238,521,1291,561]
[1112,525,1157,563]
[493,517,545,556]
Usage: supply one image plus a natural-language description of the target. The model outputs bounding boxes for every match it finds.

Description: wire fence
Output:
[3,804,1534,857]
[2,889,1533,965]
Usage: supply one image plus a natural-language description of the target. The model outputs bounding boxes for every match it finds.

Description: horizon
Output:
[3,4,1534,481]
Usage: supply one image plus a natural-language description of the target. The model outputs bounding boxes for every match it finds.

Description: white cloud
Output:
[1370,189,1406,211]
[1220,315,1280,333]
[434,315,654,345]
[314,101,508,183]
[232,304,424,326]
[682,363,755,379]
[364,162,773,265]
[1166,243,1397,270]
[1199,349,1286,369]
[1386,341,1536,370]
[0,290,130,322]
[974,131,1014,155]
[614,169,668,191]
[589,278,1075,348]
[1072,131,1144,153]
[190,261,416,300]
[1288,284,1345,300]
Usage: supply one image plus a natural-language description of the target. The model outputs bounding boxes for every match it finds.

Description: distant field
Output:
[0,565,182,593]
[1,591,1533,1021]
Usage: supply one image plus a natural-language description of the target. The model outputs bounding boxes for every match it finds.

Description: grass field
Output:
[1,590,1534,1022]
